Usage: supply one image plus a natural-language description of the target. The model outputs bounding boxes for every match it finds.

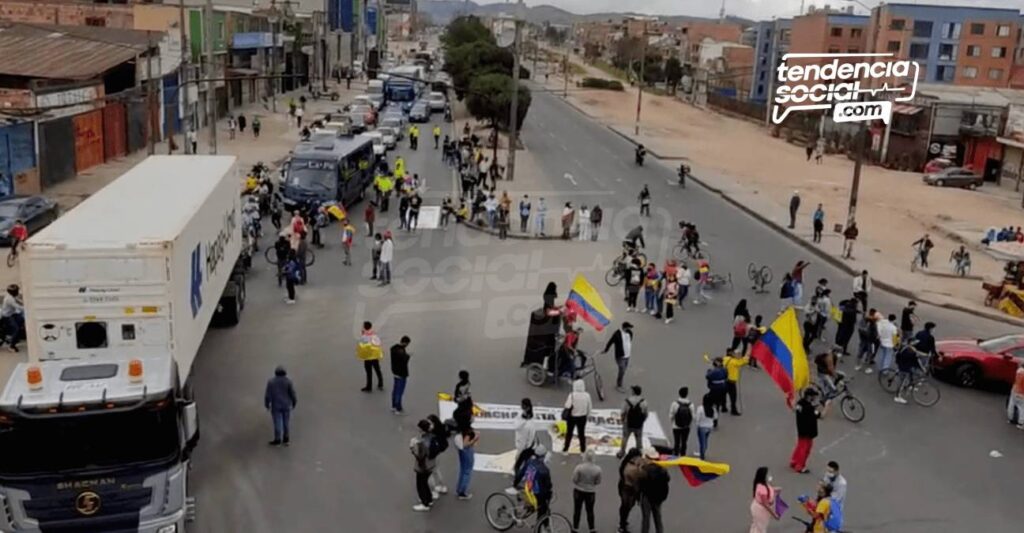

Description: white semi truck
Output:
[0,156,248,532]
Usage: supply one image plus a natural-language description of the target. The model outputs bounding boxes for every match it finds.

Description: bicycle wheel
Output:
[5,250,15,268]
[535,513,572,533]
[759,266,773,285]
[264,247,279,265]
[605,266,623,287]
[526,363,547,387]
[675,243,688,261]
[635,252,648,266]
[593,367,605,402]
[304,248,316,267]
[484,493,517,531]
[747,262,758,282]
[839,395,865,423]
[878,368,901,394]
[912,380,940,407]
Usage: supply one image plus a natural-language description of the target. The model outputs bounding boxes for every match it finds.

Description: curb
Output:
[606,126,1024,328]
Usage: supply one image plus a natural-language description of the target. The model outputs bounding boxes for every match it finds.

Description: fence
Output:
[0,123,36,196]
[707,92,767,122]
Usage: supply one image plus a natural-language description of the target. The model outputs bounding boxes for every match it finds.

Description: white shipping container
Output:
[21,156,242,381]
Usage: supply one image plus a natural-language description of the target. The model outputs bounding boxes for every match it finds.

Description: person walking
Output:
[812,204,825,243]
[356,322,385,392]
[187,129,198,154]
[790,388,823,473]
[370,233,383,281]
[252,117,261,138]
[624,258,644,312]
[617,385,648,458]
[855,308,880,372]
[454,424,479,500]
[411,419,436,511]
[814,137,825,164]
[227,115,236,140]
[875,313,899,373]
[390,336,411,414]
[668,386,694,456]
[379,231,394,286]
[618,447,645,533]
[433,125,442,149]
[512,398,539,489]
[535,197,547,236]
[900,301,918,342]
[237,113,247,134]
[562,379,593,453]
[264,365,297,446]
[364,202,376,236]
[724,348,750,415]
[281,251,300,304]
[852,270,871,310]
[842,221,859,258]
[695,393,716,459]
[572,449,602,533]
[639,454,670,533]
[788,191,801,229]
[453,370,473,430]
[519,194,531,233]
[408,191,423,231]
[590,204,603,241]
[1009,362,1024,429]
[601,322,634,391]
[341,219,355,266]
[750,467,781,533]
[638,185,651,217]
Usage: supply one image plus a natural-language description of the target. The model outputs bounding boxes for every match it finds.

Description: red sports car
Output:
[932,334,1024,388]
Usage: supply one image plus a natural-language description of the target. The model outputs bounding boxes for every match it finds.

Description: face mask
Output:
[826,472,836,480]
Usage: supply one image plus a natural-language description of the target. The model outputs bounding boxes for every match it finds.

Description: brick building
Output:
[0,0,134,28]
[679,21,744,66]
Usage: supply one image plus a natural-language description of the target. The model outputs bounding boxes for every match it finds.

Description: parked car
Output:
[347,111,368,133]
[0,195,59,246]
[377,126,398,149]
[350,104,377,126]
[367,93,385,110]
[923,157,956,175]
[427,91,447,112]
[364,131,387,156]
[409,101,430,123]
[380,116,405,138]
[932,334,1024,388]
[922,166,983,189]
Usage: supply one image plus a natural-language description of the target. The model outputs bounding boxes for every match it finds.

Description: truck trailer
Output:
[0,156,247,532]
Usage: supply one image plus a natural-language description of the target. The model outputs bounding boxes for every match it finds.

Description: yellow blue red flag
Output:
[653,456,730,487]
[566,274,613,331]
[750,307,810,401]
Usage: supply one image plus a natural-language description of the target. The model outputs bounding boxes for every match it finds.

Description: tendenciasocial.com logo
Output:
[771,53,919,125]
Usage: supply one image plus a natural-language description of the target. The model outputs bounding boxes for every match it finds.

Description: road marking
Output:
[563,172,578,186]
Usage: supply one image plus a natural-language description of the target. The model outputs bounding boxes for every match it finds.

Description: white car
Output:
[380,116,406,139]
[364,132,386,156]
[352,95,374,109]
[427,91,447,112]
[377,127,397,149]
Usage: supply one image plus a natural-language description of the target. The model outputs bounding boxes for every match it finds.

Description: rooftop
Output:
[915,83,1024,107]
[0,22,156,80]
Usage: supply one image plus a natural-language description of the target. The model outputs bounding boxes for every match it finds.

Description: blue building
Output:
[749,19,791,103]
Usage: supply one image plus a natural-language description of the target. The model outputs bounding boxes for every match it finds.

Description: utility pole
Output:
[634,37,647,136]
[563,51,569,97]
[270,0,279,113]
[764,19,779,127]
[506,12,522,182]
[204,0,217,154]
[847,123,866,226]
[146,31,156,155]
[178,0,192,154]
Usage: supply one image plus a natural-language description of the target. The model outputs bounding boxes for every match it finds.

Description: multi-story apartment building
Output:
[867,3,1021,87]
[679,20,744,66]
[749,18,791,103]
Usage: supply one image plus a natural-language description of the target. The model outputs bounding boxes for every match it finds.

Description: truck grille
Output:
[23,486,152,532]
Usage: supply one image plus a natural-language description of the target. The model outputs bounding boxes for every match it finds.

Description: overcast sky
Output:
[475,0,1023,20]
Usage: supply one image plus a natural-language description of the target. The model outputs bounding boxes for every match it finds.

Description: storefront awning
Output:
[892,104,923,115]
[997,136,1024,150]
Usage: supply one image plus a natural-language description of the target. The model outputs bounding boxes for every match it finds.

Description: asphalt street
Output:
[188,88,1023,533]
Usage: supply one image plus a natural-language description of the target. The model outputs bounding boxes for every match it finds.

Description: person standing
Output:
[364,202,376,236]
[788,190,801,229]
[379,231,394,286]
[264,365,297,446]
[855,308,880,372]
[638,185,651,217]
[790,389,822,473]
[453,370,473,430]
[512,398,539,489]
[617,386,648,458]
[791,260,809,306]
[852,270,871,310]
[572,449,602,533]
[812,204,825,243]
[341,219,355,266]
[874,313,899,373]
[524,445,554,526]
[252,117,262,138]
[390,336,411,414]
[602,322,634,392]
[433,125,442,149]
[295,106,304,129]
[1009,362,1024,428]
[370,233,383,280]
[842,221,859,259]
[357,322,384,392]
[705,358,728,418]
[724,348,750,415]
[823,461,847,508]
[590,204,603,241]
[411,419,436,511]
[624,258,644,312]
[562,379,593,453]
[535,197,547,236]
[668,386,694,456]
[187,129,198,154]
[899,301,918,342]
[561,202,575,239]
[639,454,670,533]
[408,191,423,231]
[750,467,780,533]
[618,448,645,533]
[662,274,680,324]
[454,425,479,500]
[578,205,591,241]
[519,194,531,233]
[281,251,300,304]
[227,115,236,140]
[695,393,716,459]
[237,113,247,134]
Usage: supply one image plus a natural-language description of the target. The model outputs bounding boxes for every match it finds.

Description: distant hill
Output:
[419,1,754,27]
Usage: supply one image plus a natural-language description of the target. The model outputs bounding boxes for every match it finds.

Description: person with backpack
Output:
[800,482,840,533]
[617,386,648,458]
[282,251,301,304]
[572,448,602,533]
[523,444,554,525]
[618,447,645,533]
[512,398,539,490]
[668,386,694,456]
[695,393,716,459]
[562,379,593,453]
[639,452,670,533]
[427,414,452,497]
[410,419,436,512]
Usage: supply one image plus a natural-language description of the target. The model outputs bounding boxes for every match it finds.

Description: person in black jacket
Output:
[265,366,297,446]
[639,454,670,533]
[390,336,411,414]
[601,322,635,391]
[790,389,822,473]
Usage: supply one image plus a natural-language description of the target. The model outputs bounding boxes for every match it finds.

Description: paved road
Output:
[189,89,1022,533]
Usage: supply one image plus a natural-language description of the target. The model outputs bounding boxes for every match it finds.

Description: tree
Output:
[441,16,494,50]
[544,25,567,46]
[613,36,643,70]
[630,54,663,86]
[665,57,683,93]
[466,73,532,131]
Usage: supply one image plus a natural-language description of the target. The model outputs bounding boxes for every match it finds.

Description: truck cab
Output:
[0,356,198,532]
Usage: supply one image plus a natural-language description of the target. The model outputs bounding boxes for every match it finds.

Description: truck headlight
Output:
[157,525,177,533]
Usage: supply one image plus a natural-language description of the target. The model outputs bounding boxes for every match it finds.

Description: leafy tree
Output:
[466,73,532,131]
[630,54,663,86]
[612,36,643,70]
[664,57,683,93]
[441,16,494,50]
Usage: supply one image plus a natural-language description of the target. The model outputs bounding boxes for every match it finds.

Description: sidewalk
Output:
[535,51,1024,325]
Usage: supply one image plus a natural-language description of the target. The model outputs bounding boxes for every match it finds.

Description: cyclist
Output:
[8,219,28,251]
[624,225,646,252]
[894,322,937,404]
[950,246,971,277]
[521,445,553,526]
[814,349,840,402]
[911,234,934,269]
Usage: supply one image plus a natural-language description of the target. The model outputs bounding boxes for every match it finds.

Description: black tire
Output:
[674,244,688,261]
[953,363,980,388]
[484,493,517,532]
[304,248,316,267]
[878,368,900,393]
[526,363,547,387]
[535,513,572,533]
[912,381,941,406]
[840,395,865,423]
[759,266,773,285]
[264,247,279,265]
[935,179,945,187]
[634,252,648,266]
[747,262,758,282]
[5,250,15,268]
[605,266,623,287]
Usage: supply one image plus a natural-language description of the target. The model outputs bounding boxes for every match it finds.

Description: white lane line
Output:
[563,172,578,186]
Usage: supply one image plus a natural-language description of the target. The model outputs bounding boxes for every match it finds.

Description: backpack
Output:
[641,463,671,504]
[824,497,843,531]
[673,400,693,428]
[428,433,449,459]
[625,398,647,428]
[629,269,643,286]
[283,261,301,282]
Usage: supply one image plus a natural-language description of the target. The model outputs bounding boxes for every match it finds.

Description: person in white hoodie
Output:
[511,398,539,492]
[378,230,394,286]
[562,379,593,453]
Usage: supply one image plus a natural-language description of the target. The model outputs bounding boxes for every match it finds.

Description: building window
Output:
[961,66,978,79]
[828,46,841,53]
[912,20,933,38]
[848,47,860,54]
[851,28,862,38]
[970,23,985,35]
[84,17,106,27]
[831,27,843,37]
[938,43,957,60]
[989,68,1004,80]
[759,71,765,81]
[967,45,981,57]
[890,19,905,31]
[909,43,929,59]
[936,65,955,82]
[887,40,900,53]
[997,24,1010,37]
[940,22,961,39]
[992,46,1007,58]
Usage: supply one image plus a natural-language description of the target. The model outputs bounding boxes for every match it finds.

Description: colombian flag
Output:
[565,274,613,331]
[750,307,810,401]
[654,456,730,487]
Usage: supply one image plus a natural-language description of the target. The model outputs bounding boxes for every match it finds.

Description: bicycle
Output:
[748,262,773,293]
[484,491,571,533]
[526,348,605,401]
[706,271,732,291]
[265,246,317,267]
[808,373,865,423]
[673,240,709,263]
[605,244,647,287]
[878,366,940,406]
[5,242,20,268]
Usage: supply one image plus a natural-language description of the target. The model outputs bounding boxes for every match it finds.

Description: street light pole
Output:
[204,0,217,155]
[634,37,647,136]
[178,0,192,154]
[506,11,522,182]
[269,1,279,113]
